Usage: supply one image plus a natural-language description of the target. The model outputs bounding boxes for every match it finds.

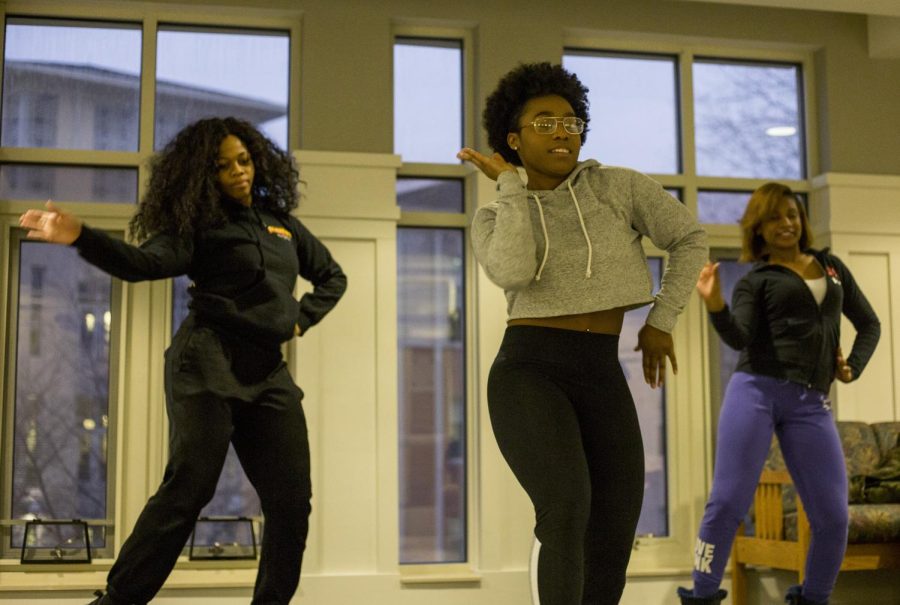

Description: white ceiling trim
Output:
[670,0,900,18]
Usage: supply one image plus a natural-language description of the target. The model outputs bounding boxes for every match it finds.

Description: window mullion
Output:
[680,50,698,216]
[138,16,159,206]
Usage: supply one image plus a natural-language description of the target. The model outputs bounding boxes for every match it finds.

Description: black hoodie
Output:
[709,248,880,394]
[73,203,346,349]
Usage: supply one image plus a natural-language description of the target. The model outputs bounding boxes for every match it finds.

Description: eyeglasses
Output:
[518,116,585,135]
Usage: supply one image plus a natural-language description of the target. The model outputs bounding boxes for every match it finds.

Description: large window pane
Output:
[393,39,462,164]
[698,190,750,225]
[398,228,466,563]
[155,27,289,150]
[620,259,667,536]
[6,241,115,555]
[397,178,464,213]
[694,59,804,179]
[2,19,141,151]
[171,275,261,547]
[0,164,138,204]
[564,51,679,174]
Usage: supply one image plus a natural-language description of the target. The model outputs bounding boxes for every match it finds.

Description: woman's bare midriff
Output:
[507,307,626,335]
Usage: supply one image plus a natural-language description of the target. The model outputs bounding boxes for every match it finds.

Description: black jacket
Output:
[73,203,347,348]
[709,248,880,394]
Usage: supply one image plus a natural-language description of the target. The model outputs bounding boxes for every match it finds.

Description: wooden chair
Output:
[730,468,900,605]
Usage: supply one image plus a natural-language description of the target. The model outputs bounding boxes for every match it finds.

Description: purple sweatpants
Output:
[692,372,848,603]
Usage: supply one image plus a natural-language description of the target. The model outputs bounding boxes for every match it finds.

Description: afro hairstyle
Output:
[482,62,590,165]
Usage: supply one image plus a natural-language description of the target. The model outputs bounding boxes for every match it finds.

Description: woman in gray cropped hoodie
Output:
[459,63,707,605]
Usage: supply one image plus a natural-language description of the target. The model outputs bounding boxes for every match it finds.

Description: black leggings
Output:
[488,326,644,605]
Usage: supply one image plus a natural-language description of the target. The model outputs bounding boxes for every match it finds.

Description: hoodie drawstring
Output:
[567,181,593,278]
[531,181,594,281]
[532,193,550,281]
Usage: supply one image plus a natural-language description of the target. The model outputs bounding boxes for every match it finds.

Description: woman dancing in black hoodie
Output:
[19,117,347,605]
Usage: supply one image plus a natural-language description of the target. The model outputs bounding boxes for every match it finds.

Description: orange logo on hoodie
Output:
[267,225,292,241]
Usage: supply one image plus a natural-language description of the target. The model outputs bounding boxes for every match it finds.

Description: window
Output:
[1,9,298,565]
[698,190,807,226]
[3,238,119,557]
[393,38,463,164]
[1,18,142,206]
[155,26,290,150]
[564,49,809,226]
[563,51,680,174]
[694,59,804,180]
[563,43,812,549]
[397,223,466,563]
[2,19,142,151]
[393,31,471,566]
[621,260,667,537]
[698,190,752,225]
[0,165,137,203]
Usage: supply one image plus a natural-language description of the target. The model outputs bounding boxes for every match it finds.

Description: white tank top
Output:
[805,276,826,305]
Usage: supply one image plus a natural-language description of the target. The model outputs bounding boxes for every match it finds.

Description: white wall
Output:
[811,172,900,422]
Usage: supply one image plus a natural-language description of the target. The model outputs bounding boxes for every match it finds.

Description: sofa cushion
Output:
[757,421,897,525]
[838,421,882,477]
[784,503,900,543]
[872,422,900,460]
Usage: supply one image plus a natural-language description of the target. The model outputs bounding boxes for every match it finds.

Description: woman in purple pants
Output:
[677,183,880,605]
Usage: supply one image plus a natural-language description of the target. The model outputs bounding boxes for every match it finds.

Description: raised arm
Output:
[19,200,83,244]
[460,148,539,290]
[20,201,191,281]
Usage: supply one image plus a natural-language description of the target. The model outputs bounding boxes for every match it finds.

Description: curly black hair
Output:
[483,62,590,166]
[129,117,298,242]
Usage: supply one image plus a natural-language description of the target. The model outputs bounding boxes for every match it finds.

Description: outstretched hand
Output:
[457,148,517,181]
[696,261,725,312]
[834,347,854,383]
[634,323,677,389]
[18,201,82,245]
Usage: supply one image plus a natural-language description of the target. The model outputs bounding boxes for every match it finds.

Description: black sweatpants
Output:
[487,326,645,605]
[106,315,311,605]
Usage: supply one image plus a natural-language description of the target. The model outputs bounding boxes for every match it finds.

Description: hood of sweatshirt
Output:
[527,159,601,281]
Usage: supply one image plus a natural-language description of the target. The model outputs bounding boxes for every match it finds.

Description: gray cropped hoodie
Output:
[472,160,708,333]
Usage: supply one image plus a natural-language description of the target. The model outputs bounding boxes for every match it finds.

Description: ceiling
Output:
[671,0,900,17]
[671,0,900,57]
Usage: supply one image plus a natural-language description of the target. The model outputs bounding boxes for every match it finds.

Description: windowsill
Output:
[398,563,482,585]
[0,558,261,591]
[0,558,708,592]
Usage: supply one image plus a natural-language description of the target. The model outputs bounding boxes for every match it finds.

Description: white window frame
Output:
[0,226,125,561]
[392,22,481,584]
[562,31,817,572]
